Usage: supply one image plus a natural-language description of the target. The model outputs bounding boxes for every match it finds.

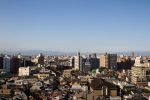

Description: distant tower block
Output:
[132,51,135,57]
[78,51,80,56]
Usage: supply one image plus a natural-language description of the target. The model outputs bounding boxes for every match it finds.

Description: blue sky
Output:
[0,0,150,52]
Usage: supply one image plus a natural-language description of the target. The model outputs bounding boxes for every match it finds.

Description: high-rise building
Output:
[21,57,34,67]
[100,53,109,68]
[131,51,135,57]
[86,53,99,70]
[3,55,11,72]
[10,56,20,74]
[83,58,91,73]
[0,56,3,69]
[87,54,99,70]
[74,52,83,71]
[89,58,99,70]
[109,54,117,69]
[117,56,134,70]
[100,53,117,69]
[69,57,74,68]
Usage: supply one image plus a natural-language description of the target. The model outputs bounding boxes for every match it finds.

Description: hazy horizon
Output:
[0,0,150,52]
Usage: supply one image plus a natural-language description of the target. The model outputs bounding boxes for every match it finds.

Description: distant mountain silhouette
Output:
[0,50,150,56]
[0,50,75,56]
[116,51,150,56]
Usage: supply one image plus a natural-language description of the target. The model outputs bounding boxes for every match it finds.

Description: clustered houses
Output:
[0,53,150,100]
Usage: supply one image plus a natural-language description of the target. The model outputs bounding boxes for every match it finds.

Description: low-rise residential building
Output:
[110,96,121,100]
[34,73,50,80]
[15,80,24,86]
[90,78,120,99]
[0,85,12,99]
[30,81,43,91]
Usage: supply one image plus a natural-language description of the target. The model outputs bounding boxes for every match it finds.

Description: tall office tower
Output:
[74,52,83,71]
[0,56,3,69]
[100,53,117,69]
[11,56,21,74]
[109,54,117,69]
[3,55,11,72]
[83,58,91,73]
[87,53,99,70]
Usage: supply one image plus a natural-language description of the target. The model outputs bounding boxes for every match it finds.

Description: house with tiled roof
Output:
[90,78,120,99]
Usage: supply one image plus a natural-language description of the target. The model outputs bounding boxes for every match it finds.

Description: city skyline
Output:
[0,0,150,52]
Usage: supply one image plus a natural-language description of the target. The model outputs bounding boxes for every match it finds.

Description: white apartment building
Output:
[131,57,150,84]
[74,55,83,71]
[19,66,30,76]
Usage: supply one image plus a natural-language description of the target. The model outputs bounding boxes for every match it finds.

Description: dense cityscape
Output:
[0,52,150,100]
[0,0,150,100]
